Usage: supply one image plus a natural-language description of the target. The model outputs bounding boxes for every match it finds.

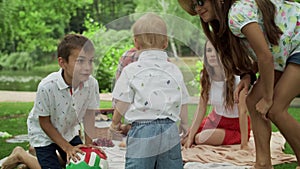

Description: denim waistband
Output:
[132,118,173,127]
[287,52,300,65]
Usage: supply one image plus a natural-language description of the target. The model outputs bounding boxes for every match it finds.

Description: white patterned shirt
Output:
[112,50,190,123]
[27,69,100,147]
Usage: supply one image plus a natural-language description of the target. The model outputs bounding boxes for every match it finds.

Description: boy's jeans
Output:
[125,118,183,169]
[35,136,82,169]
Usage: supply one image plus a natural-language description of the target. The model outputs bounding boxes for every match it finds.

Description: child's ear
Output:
[133,37,140,50]
[58,57,66,69]
[163,38,169,49]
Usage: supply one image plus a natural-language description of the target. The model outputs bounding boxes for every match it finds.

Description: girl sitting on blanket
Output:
[182,40,251,150]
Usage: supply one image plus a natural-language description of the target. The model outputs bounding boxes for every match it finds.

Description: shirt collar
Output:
[56,68,89,90]
[138,50,168,61]
[57,69,69,90]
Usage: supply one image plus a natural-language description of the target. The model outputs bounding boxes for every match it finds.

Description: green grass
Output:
[0,102,299,168]
[0,101,112,159]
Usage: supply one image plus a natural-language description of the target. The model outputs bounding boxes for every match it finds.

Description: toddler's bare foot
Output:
[295,166,300,169]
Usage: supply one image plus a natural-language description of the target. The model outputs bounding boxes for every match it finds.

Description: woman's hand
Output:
[183,137,194,149]
[240,143,251,151]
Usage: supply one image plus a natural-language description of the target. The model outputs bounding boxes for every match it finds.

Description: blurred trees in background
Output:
[0,0,206,92]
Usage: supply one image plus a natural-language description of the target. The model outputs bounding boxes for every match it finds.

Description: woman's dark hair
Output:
[200,40,235,109]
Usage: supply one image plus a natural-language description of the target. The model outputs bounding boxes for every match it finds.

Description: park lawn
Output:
[0,101,299,168]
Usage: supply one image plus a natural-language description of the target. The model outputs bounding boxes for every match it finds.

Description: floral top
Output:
[112,50,190,123]
[229,0,300,71]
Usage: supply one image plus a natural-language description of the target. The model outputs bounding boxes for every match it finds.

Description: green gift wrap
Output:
[66,147,108,169]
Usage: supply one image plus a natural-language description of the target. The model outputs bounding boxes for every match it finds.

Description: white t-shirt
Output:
[209,76,239,118]
[27,69,100,147]
[112,50,190,123]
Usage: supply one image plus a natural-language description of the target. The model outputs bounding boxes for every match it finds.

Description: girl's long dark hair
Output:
[200,41,235,109]
[200,0,282,77]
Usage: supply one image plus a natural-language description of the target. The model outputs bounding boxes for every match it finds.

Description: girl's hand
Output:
[234,75,251,103]
[256,97,273,120]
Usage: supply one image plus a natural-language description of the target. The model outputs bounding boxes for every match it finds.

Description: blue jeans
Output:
[287,52,300,65]
[125,118,183,169]
[35,136,82,169]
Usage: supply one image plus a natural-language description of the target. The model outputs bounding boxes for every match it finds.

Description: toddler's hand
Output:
[108,123,122,140]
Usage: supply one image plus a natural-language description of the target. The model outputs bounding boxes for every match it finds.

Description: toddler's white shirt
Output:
[113,50,190,123]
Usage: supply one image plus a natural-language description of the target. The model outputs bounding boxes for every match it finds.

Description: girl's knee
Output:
[267,106,281,122]
[246,93,257,113]
[195,133,206,144]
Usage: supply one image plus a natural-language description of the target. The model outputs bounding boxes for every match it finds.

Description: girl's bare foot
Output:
[17,164,28,169]
[1,146,24,169]
[1,146,26,169]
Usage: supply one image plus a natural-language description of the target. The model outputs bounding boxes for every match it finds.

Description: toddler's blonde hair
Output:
[132,13,168,50]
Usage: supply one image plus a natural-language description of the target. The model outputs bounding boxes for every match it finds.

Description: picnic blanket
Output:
[1,132,296,169]
[182,131,296,166]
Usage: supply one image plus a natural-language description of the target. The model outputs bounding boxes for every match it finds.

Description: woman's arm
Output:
[237,88,250,150]
[241,22,274,115]
[184,96,207,148]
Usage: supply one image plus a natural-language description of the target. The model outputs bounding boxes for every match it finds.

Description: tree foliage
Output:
[0,0,92,54]
[83,15,133,92]
[0,0,205,92]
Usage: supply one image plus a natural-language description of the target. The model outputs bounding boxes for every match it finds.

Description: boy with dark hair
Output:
[27,34,101,169]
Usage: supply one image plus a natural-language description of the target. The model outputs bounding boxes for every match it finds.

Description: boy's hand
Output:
[66,144,87,164]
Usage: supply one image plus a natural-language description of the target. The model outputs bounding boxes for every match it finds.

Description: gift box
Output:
[66,147,108,169]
